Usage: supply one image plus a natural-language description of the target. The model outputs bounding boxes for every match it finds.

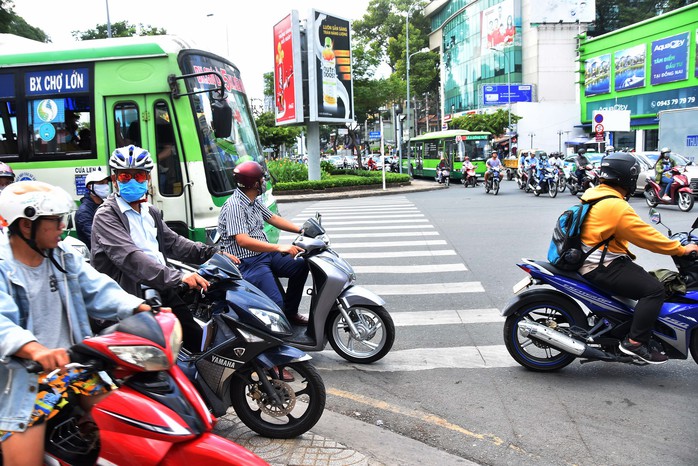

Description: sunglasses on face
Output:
[116,172,148,183]
[41,214,68,228]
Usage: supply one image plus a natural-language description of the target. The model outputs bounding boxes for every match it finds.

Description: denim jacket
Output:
[0,235,144,432]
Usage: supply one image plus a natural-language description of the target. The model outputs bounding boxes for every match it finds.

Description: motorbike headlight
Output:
[170,318,183,358]
[249,308,293,334]
[109,346,171,371]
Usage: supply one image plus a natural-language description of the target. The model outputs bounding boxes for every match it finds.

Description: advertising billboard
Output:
[650,32,690,86]
[307,10,354,123]
[584,54,611,96]
[482,84,533,104]
[530,0,595,23]
[481,0,516,50]
[273,11,304,125]
[614,44,646,91]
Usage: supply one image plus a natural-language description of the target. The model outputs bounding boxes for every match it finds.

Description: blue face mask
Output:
[118,180,148,202]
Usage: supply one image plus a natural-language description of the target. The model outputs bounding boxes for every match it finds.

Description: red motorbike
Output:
[462,166,478,188]
[14,305,266,466]
[645,167,694,212]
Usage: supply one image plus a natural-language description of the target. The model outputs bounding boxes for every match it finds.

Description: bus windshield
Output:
[180,52,263,196]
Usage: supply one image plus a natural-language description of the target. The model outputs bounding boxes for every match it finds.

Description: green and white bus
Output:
[406,129,491,180]
[0,35,278,244]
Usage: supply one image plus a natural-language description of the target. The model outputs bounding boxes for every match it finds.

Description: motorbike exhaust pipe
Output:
[517,320,614,361]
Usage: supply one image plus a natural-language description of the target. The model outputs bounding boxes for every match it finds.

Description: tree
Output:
[450,109,521,137]
[0,0,48,42]
[255,111,301,157]
[73,20,166,40]
[591,0,697,36]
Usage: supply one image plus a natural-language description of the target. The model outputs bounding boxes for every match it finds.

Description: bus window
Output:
[27,96,92,159]
[153,101,183,196]
[0,100,18,158]
[114,102,141,148]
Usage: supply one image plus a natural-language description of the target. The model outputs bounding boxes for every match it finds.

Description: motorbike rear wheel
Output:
[327,305,395,364]
[678,192,694,212]
[503,295,587,371]
[230,361,326,439]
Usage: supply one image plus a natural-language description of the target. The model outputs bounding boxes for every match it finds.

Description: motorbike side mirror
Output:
[692,216,698,230]
[649,208,660,224]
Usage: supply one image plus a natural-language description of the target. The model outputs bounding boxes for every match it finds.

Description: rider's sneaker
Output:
[619,337,668,364]
[662,195,671,201]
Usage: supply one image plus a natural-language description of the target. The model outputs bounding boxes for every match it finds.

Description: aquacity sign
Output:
[25,68,90,96]
[651,32,689,85]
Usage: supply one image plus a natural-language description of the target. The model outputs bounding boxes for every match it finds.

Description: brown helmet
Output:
[233,161,265,190]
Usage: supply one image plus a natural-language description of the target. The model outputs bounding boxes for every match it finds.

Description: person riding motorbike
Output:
[535,153,552,191]
[0,181,150,465]
[484,152,502,186]
[579,152,698,364]
[605,145,614,155]
[654,147,680,201]
[217,161,310,326]
[437,156,450,183]
[461,156,477,185]
[523,150,538,190]
[575,148,591,187]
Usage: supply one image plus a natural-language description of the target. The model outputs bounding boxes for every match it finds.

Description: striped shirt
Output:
[218,188,274,259]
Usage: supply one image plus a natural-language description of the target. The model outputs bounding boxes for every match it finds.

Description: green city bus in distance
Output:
[404,129,491,180]
[0,35,278,245]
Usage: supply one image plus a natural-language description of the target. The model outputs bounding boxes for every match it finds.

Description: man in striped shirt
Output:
[218,161,309,325]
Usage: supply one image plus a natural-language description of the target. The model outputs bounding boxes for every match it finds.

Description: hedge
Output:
[274,172,411,191]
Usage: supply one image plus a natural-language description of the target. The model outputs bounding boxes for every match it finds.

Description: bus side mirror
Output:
[211,99,232,139]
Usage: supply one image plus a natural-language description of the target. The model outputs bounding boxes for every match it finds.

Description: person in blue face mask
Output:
[90,145,239,351]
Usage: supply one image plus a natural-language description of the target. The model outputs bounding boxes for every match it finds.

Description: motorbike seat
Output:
[532,260,638,308]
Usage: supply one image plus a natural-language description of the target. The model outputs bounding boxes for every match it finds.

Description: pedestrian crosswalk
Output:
[285,196,517,371]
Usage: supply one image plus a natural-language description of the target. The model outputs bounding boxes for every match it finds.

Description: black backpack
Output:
[547,195,615,270]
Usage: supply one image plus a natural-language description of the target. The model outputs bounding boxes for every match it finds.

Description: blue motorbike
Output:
[502,210,698,371]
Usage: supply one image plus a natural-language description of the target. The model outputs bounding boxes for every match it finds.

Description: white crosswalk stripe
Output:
[289,197,512,372]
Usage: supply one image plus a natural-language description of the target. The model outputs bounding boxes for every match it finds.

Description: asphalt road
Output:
[275,180,698,466]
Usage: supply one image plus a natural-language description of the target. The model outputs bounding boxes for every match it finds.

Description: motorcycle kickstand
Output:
[336,299,364,340]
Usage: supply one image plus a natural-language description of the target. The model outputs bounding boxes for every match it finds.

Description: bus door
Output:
[105,95,191,237]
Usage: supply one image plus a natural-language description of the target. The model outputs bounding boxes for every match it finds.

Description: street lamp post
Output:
[490,47,511,157]
[528,132,535,148]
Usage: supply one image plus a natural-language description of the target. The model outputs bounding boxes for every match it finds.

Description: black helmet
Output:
[577,148,587,156]
[234,161,265,191]
[598,152,640,195]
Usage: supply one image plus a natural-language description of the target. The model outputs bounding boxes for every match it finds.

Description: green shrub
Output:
[267,159,307,183]
[274,173,410,191]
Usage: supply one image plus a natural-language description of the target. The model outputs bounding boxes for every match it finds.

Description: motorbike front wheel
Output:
[548,180,558,198]
[230,361,326,439]
[503,295,587,371]
[678,192,694,212]
[645,187,659,207]
[557,178,566,193]
[327,305,395,364]
[493,178,500,195]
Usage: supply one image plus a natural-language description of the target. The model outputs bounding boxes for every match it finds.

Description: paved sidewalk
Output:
[216,409,477,466]
[274,178,444,203]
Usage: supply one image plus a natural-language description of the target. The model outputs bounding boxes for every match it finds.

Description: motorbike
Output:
[516,167,529,191]
[644,167,694,212]
[173,254,326,439]
[485,166,502,195]
[501,210,698,371]
[436,167,451,187]
[11,299,266,466]
[566,164,599,195]
[533,166,558,198]
[462,166,478,188]
[555,166,566,193]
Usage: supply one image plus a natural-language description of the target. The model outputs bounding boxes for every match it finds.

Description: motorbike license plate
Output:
[512,276,532,294]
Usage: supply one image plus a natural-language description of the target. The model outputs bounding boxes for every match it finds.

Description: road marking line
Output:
[327,388,512,448]
[331,240,447,249]
[314,345,516,371]
[305,225,436,232]
[301,206,418,213]
[296,214,426,221]
[321,219,430,225]
[352,263,465,273]
[391,309,503,325]
[360,281,484,295]
[340,250,457,259]
[280,231,440,241]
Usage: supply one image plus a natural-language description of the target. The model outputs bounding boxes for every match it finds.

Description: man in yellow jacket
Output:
[579,152,698,364]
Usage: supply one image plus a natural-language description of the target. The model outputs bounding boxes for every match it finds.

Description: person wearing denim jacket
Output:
[0,181,146,464]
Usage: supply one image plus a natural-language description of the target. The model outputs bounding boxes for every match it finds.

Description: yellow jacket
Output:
[580,184,685,258]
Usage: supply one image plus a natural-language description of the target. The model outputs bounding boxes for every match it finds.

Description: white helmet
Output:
[0,181,74,228]
[85,170,110,186]
[109,145,154,172]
